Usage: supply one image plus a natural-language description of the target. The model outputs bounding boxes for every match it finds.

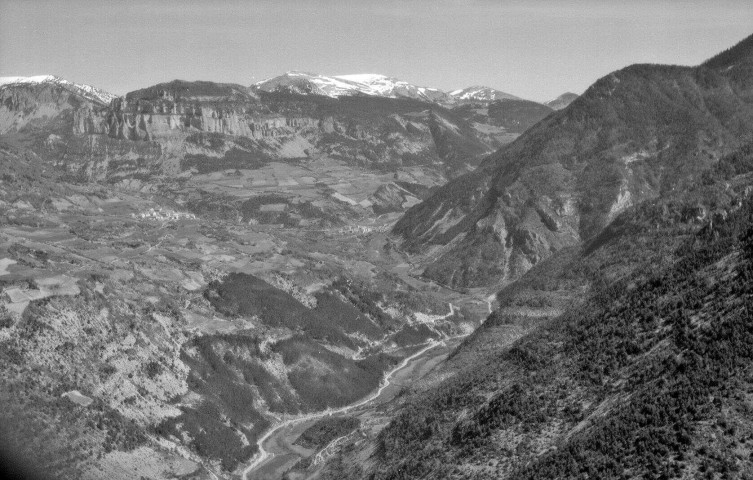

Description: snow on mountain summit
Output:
[0,75,117,104]
[253,72,531,107]
[332,73,390,83]
[253,72,451,103]
[331,74,450,102]
[448,86,520,102]
[0,75,61,86]
[253,71,369,98]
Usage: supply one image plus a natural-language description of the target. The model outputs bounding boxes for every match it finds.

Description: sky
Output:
[0,0,752,103]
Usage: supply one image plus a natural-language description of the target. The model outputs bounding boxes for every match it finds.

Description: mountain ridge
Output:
[1,72,545,110]
[253,71,526,106]
[393,33,753,289]
[314,37,753,477]
[0,74,118,104]
[448,86,521,103]
[347,153,753,480]
[544,92,578,110]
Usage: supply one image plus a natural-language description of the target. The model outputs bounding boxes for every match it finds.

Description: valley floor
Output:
[245,335,466,480]
[0,146,493,480]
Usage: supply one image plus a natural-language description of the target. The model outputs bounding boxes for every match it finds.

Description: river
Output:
[242,309,464,480]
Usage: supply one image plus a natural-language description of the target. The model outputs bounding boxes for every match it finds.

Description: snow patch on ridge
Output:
[254,72,526,106]
[255,72,451,103]
[0,75,60,86]
[0,74,118,104]
[449,86,520,102]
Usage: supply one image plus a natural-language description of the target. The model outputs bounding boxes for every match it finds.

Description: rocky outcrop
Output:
[73,100,320,141]
[2,78,533,190]
[369,183,423,214]
[3,76,556,183]
[0,82,102,133]
[65,82,497,175]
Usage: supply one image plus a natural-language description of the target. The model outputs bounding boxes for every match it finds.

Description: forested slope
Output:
[323,144,753,479]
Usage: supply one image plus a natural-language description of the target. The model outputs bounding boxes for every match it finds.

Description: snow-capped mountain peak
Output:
[252,72,534,106]
[0,74,61,86]
[0,74,118,104]
[332,73,390,83]
[333,73,450,102]
[448,86,520,102]
[253,72,451,103]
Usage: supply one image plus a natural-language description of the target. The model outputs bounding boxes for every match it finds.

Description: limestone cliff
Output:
[65,80,495,177]
[73,100,320,142]
[0,80,105,134]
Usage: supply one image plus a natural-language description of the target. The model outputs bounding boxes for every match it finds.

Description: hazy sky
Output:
[1,0,752,102]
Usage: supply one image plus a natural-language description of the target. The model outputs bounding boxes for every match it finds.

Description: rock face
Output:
[0,77,500,185]
[73,80,293,140]
[394,33,753,289]
[2,75,559,189]
[0,78,109,134]
[67,83,494,176]
[73,97,319,141]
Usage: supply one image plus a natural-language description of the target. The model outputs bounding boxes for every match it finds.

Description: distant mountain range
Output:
[253,72,532,106]
[0,72,558,183]
[0,72,562,154]
[0,71,558,110]
[449,85,521,102]
[254,72,451,103]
